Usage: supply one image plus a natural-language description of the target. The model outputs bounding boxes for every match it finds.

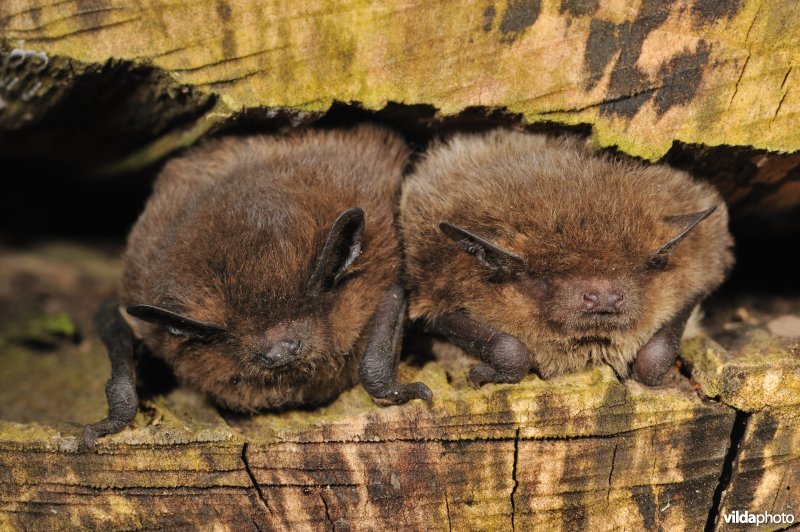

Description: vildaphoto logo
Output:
[723,510,796,526]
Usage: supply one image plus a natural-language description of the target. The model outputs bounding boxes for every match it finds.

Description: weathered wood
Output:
[5,242,796,530]
[234,370,734,530]
[682,330,800,531]
[2,0,800,523]
[3,1,800,220]
[716,406,800,532]
[1,0,799,162]
[682,332,800,413]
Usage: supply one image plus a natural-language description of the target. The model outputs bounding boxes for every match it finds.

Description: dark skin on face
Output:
[83,208,431,450]
[425,208,716,388]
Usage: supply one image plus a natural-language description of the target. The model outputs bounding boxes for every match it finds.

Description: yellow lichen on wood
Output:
[1,0,799,160]
[0,244,740,530]
[681,332,800,412]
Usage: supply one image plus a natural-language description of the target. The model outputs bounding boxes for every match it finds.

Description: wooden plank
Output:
[716,406,800,532]
[0,0,798,160]
[234,363,735,530]
[682,330,800,530]
[0,243,743,530]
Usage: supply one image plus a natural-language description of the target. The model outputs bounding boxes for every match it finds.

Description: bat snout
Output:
[256,338,302,368]
[582,290,624,313]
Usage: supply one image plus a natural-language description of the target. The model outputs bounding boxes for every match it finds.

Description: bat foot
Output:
[468,363,526,387]
[633,335,678,386]
[469,334,530,387]
[82,425,99,452]
[81,417,129,452]
[633,303,695,386]
[372,381,433,405]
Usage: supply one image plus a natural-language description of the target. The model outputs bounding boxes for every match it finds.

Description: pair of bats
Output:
[83,126,734,448]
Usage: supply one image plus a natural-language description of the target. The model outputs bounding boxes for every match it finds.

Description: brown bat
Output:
[400,130,734,387]
[84,125,432,448]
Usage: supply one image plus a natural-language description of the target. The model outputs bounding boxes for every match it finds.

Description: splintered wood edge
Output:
[1,0,799,162]
[681,333,800,412]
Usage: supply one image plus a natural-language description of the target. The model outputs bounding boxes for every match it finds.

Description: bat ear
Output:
[307,207,365,296]
[649,206,717,269]
[439,222,526,277]
[126,304,227,340]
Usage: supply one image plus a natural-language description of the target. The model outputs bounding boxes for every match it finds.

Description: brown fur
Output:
[400,130,734,378]
[121,125,406,411]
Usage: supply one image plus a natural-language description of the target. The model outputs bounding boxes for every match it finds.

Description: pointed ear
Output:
[127,304,227,340]
[307,207,365,296]
[439,222,526,277]
[649,206,717,269]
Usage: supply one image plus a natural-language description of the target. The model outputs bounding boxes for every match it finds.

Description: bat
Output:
[84,125,432,448]
[400,129,734,387]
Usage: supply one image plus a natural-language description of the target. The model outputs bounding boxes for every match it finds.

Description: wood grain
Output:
[0,0,798,160]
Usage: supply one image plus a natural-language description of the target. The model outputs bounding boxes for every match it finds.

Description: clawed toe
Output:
[375,381,433,405]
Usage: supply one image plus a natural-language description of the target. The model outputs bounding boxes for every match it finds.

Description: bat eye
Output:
[648,254,668,271]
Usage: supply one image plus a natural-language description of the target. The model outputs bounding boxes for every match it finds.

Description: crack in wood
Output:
[727,52,751,111]
[241,442,274,517]
[538,85,663,115]
[20,17,139,43]
[780,67,792,91]
[320,489,334,531]
[0,0,75,23]
[772,67,792,123]
[172,44,292,74]
[773,89,790,122]
[510,427,520,532]
[606,443,618,502]
[444,492,453,532]
[770,462,791,513]
[203,68,268,88]
[1,482,252,492]
[705,410,750,532]
[744,0,764,44]
[6,5,127,32]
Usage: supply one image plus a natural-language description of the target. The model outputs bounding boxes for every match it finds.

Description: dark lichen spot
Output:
[499,0,541,43]
[559,493,588,532]
[598,382,635,433]
[692,0,742,23]
[653,41,711,116]
[216,0,236,58]
[483,5,496,32]
[559,0,599,17]
[598,0,672,118]
[28,6,42,26]
[216,0,232,20]
[76,0,107,29]
[632,485,657,529]
[583,19,618,90]
[751,411,778,442]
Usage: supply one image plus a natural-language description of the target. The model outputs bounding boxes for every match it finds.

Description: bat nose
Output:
[582,293,599,307]
[257,339,301,368]
[582,291,624,312]
[608,292,624,308]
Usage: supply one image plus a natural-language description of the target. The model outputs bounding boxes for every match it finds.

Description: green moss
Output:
[0,311,78,349]
[25,312,75,340]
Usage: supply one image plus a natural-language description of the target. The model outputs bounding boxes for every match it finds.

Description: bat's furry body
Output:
[400,130,734,380]
[120,126,412,411]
